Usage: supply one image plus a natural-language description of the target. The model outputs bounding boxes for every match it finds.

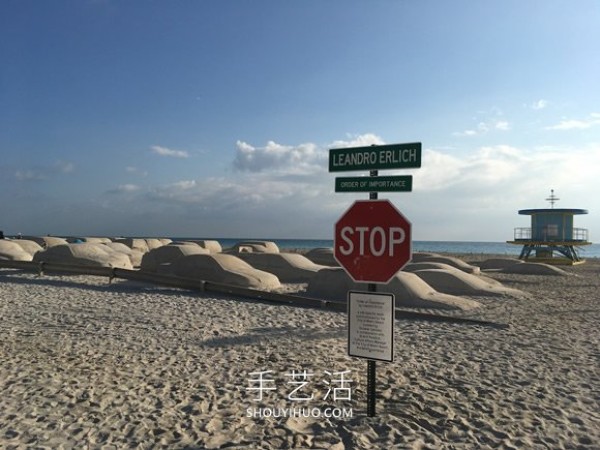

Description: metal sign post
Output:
[330,143,421,417]
[368,170,378,418]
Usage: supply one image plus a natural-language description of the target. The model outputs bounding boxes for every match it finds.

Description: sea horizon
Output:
[167,237,600,258]
[9,234,599,258]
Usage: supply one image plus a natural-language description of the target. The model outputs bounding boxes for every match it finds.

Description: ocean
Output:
[178,238,600,258]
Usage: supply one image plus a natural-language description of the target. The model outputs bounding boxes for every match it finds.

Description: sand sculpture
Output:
[140,244,210,272]
[10,239,44,257]
[226,240,280,254]
[21,236,68,248]
[410,268,524,297]
[102,242,145,267]
[499,262,570,276]
[114,238,150,254]
[33,243,133,269]
[303,247,339,266]
[411,253,481,274]
[477,258,524,270]
[145,238,164,250]
[236,252,327,283]
[172,240,223,253]
[0,240,34,261]
[306,267,480,310]
[168,253,281,290]
[403,262,461,272]
[0,236,535,306]
[67,237,112,244]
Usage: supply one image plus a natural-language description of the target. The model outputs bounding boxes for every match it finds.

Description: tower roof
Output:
[518,208,588,215]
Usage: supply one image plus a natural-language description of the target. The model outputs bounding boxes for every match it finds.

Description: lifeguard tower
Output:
[508,190,591,265]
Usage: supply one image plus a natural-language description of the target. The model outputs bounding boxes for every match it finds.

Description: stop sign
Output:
[334,200,412,283]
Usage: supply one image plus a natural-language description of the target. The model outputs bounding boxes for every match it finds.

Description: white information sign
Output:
[348,291,395,362]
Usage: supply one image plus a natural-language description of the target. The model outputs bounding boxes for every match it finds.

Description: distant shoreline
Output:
[5,234,599,257]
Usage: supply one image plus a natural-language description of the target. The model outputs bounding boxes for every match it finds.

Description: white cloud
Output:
[41,133,598,241]
[495,121,510,131]
[15,169,45,181]
[126,166,148,177]
[546,113,600,130]
[151,145,190,158]
[170,180,196,190]
[416,149,465,189]
[414,145,522,192]
[14,160,75,181]
[233,133,386,174]
[328,133,385,149]
[453,129,477,137]
[55,160,75,173]
[107,184,141,194]
[119,184,140,192]
[162,138,596,221]
[531,99,548,110]
[233,140,323,174]
[453,120,510,136]
[146,176,309,213]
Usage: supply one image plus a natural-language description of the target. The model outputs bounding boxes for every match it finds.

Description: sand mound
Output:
[236,252,327,283]
[33,243,133,269]
[0,240,33,261]
[10,239,44,257]
[115,238,150,253]
[174,240,222,253]
[403,262,458,272]
[189,240,222,253]
[21,236,68,248]
[306,268,480,310]
[412,268,524,297]
[304,247,339,266]
[67,236,112,244]
[168,254,281,290]
[145,238,164,250]
[103,242,134,254]
[410,253,481,274]
[478,258,524,270]
[140,244,210,272]
[501,262,570,276]
[103,242,145,267]
[410,252,440,259]
[226,241,280,254]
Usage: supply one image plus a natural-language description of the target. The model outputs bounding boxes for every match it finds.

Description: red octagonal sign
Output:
[334,200,412,284]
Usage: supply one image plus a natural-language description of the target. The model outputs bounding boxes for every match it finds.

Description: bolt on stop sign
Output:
[334,200,412,284]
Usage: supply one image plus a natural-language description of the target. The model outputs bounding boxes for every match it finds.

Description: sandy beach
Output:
[1,256,599,449]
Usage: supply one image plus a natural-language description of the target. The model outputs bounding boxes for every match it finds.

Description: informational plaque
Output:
[347,291,395,362]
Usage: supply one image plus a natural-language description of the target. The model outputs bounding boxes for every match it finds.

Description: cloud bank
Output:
[6,133,597,241]
[546,113,600,130]
[15,160,75,182]
[97,134,599,239]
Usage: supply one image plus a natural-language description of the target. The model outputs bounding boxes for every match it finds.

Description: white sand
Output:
[1,258,599,449]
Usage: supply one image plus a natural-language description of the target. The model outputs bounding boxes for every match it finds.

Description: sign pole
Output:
[331,143,418,418]
[367,169,378,418]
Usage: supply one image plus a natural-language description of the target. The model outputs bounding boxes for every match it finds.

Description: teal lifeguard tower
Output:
[508,190,591,265]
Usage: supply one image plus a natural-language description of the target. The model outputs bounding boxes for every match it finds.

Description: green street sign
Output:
[329,142,422,172]
[335,175,412,193]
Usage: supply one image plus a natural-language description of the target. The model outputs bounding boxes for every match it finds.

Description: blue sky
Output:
[1,0,599,241]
